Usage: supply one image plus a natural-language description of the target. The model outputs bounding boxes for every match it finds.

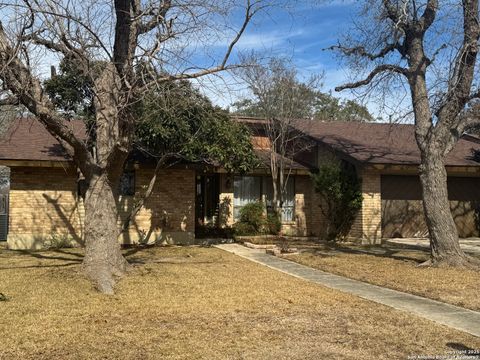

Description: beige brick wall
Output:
[119,168,196,245]
[6,166,196,249]
[8,167,84,249]
[349,170,382,244]
[302,175,345,239]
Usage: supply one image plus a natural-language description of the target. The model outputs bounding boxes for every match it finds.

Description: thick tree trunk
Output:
[419,151,478,267]
[82,173,128,294]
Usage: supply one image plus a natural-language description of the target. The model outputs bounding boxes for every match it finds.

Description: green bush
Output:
[238,202,265,233]
[233,202,284,236]
[266,212,281,235]
[312,162,362,241]
[233,222,258,236]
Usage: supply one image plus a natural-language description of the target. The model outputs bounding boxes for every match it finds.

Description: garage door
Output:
[381,175,480,238]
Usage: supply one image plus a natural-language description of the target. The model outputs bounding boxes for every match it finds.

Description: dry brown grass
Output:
[285,243,480,312]
[0,245,479,359]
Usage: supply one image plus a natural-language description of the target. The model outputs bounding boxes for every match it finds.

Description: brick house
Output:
[292,119,480,243]
[0,118,313,249]
[1,117,479,249]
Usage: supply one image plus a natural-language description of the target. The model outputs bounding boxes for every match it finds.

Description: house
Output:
[0,118,313,250]
[291,119,480,242]
[1,117,479,250]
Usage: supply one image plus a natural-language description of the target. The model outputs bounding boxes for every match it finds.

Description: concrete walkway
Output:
[215,243,480,337]
[386,238,480,255]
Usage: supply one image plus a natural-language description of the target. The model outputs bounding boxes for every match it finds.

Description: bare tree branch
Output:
[136,0,172,35]
[419,0,438,30]
[327,42,398,61]
[335,64,408,91]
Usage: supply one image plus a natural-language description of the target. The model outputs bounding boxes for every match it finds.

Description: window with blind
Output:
[233,176,262,220]
[233,176,295,222]
[263,177,295,222]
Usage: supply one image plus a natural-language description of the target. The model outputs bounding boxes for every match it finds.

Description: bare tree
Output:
[235,56,317,221]
[0,0,266,293]
[333,0,480,267]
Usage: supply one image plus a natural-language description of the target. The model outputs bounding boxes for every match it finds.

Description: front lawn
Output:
[284,242,480,311]
[0,245,479,359]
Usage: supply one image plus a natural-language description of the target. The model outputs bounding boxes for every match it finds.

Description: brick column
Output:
[218,173,234,227]
[349,170,382,244]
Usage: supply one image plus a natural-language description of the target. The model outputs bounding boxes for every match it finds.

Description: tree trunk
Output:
[272,175,279,212]
[270,151,281,216]
[419,150,478,267]
[82,173,128,294]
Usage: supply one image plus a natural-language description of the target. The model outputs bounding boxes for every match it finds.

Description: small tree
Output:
[312,94,375,122]
[234,56,321,222]
[234,56,374,224]
[312,162,363,241]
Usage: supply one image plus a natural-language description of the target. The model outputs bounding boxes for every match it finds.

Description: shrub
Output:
[266,212,281,235]
[43,233,75,250]
[312,161,362,241]
[233,222,258,236]
[234,202,284,236]
[238,202,265,233]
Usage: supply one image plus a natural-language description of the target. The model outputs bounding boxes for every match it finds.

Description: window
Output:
[282,178,295,222]
[233,176,261,219]
[233,175,295,222]
[264,177,295,222]
[119,171,135,196]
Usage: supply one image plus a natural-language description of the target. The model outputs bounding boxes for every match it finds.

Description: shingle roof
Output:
[294,120,480,167]
[5,117,479,168]
[0,118,85,162]
[0,118,309,171]
[232,116,480,167]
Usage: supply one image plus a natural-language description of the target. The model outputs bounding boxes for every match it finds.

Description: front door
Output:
[195,174,220,227]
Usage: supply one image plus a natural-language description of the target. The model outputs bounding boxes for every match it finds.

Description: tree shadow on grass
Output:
[0,249,83,270]
[1,244,217,270]
[338,246,426,263]
[303,242,430,264]
[18,249,83,262]
[122,244,156,258]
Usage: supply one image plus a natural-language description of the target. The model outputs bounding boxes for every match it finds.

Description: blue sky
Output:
[197,1,373,114]
[241,1,358,87]
[25,0,383,118]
